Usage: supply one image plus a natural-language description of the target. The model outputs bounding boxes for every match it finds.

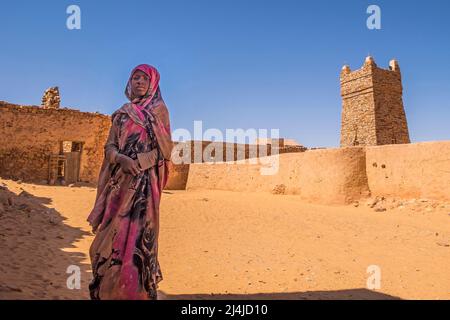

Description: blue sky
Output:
[1,0,449,147]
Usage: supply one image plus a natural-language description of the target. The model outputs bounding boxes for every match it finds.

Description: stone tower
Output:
[340,56,410,147]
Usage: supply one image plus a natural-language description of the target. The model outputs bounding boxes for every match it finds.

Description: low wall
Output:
[168,141,450,204]
[184,147,370,205]
[365,141,450,201]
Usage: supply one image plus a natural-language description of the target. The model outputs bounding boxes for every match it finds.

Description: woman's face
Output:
[131,70,150,98]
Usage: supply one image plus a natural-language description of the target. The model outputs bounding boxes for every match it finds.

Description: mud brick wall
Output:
[340,57,410,147]
[185,147,371,205]
[366,141,450,201]
[0,101,110,183]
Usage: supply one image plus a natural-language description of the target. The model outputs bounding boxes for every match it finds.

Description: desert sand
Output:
[0,177,449,300]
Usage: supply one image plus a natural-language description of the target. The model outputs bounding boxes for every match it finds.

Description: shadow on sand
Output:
[159,289,401,300]
[0,183,92,299]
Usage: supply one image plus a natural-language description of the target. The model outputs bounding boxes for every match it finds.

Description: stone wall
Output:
[0,101,110,184]
[340,57,410,147]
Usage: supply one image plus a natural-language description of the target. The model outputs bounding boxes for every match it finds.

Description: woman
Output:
[87,64,173,300]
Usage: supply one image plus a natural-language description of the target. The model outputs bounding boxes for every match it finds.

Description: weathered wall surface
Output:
[366,141,450,201]
[0,101,110,183]
[340,63,378,146]
[185,147,371,205]
[293,147,370,204]
[372,66,410,145]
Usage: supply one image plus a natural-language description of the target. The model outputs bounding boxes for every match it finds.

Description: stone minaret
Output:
[340,56,410,147]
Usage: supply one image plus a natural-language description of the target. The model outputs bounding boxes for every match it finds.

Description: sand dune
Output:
[1,177,449,300]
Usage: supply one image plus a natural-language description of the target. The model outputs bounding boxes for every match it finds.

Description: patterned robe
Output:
[87,68,173,300]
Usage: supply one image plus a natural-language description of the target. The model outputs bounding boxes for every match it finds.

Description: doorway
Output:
[61,141,83,184]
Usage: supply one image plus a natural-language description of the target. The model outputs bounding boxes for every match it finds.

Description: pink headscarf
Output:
[125,64,161,109]
[118,63,173,162]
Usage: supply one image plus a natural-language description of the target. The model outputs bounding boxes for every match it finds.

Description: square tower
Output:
[340,56,410,147]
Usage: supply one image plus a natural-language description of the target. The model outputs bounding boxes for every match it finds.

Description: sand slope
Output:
[0,178,449,300]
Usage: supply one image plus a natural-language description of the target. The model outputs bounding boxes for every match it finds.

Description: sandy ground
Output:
[0,177,449,300]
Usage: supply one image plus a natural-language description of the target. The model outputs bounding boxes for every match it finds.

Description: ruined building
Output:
[0,99,110,185]
[340,56,410,147]
[41,86,61,109]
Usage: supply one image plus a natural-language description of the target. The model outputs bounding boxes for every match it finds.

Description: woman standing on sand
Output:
[87,64,173,300]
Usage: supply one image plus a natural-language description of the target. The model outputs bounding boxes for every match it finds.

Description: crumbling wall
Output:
[0,101,110,184]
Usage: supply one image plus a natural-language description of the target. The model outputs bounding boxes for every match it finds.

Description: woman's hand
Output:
[116,154,142,176]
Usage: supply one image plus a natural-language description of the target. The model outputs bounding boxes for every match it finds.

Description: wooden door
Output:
[64,152,80,184]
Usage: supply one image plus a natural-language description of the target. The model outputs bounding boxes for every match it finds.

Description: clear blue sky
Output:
[1,0,449,147]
